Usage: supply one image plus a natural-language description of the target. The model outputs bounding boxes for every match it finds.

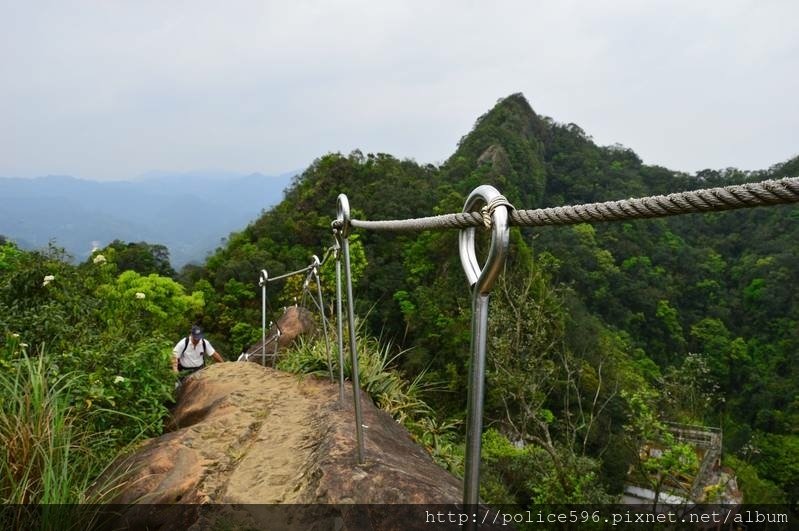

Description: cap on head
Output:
[191,325,203,340]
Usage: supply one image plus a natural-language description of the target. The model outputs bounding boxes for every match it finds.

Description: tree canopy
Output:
[184,94,799,505]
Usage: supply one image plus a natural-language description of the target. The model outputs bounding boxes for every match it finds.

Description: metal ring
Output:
[259,269,269,287]
[458,185,510,295]
[336,194,352,238]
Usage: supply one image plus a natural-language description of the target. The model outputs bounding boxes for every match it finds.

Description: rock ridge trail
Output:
[108,362,462,529]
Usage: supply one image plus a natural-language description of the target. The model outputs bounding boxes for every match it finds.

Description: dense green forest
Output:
[0,239,199,502]
[188,94,799,506]
[2,94,797,507]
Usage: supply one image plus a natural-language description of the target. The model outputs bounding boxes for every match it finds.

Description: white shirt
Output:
[173,337,217,368]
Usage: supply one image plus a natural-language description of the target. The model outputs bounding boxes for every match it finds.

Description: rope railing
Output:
[331,177,799,232]
[264,263,314,283]
[263,245,337,284]
[254,245,343,397]
[327,175,799,511]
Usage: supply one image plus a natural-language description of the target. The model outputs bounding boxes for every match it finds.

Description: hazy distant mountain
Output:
[0,170,296,267]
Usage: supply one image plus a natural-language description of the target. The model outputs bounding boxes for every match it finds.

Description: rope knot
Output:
[480,195,514,229]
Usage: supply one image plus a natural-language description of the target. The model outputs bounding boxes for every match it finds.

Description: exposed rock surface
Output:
[242,305,316,363]
[109,362,462,529]
[477,144,513,176]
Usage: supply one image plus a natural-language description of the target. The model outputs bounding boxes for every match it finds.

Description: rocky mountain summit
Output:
[109,362,462,529]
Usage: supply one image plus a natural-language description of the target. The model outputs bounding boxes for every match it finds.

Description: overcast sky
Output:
[1,0,797,181]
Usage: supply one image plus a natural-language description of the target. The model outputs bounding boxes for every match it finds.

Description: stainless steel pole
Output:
[337,194,365,464]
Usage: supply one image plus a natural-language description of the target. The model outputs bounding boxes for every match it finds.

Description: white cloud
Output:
[1,0,796,179]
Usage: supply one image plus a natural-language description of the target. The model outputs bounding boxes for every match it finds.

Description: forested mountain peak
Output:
[462,92,547,146]
[443,92,653,208]
[443,92,549,206]
[187,95,799,505]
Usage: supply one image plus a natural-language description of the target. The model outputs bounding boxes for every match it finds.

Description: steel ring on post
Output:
[259,269,269,367]
[459,184,510,509]
[336,194,351,239]
[336,192,365,463]
[458,185,511,294]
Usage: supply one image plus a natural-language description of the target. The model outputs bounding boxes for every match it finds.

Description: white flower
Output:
[114,376,125,384]
[20,343,28,348]
[135,292,146,299]
[93,254,107,264]
[42,274,55,287]
[11,333,19,338]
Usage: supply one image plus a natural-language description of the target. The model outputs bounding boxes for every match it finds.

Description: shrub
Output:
[277,326,464,473]
[57,336,176,445]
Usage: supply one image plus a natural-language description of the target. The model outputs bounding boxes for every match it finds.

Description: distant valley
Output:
[0,171,296,268]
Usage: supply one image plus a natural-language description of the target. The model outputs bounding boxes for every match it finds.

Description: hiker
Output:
[172,325,225,377]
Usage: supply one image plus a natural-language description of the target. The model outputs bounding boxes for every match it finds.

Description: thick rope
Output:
[513,177,799,226]
[331,177,799,232]
[481,194,514,228]
[344,211,484,231]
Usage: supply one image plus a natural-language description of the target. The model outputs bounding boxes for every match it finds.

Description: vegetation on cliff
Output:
[189,94,798,505]
[0,242,200,502]
[2,93,798,505]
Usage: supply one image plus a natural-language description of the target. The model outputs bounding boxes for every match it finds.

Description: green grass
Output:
[0,353,87,503]
[0,352,132,507]
[278,326,433,423]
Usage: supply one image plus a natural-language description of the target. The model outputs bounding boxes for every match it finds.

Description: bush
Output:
[0,244,202,504]
[54,336,176,444]
[277,327,463,473]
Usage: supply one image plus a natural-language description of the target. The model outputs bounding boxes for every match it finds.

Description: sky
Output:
[1,0,797,181]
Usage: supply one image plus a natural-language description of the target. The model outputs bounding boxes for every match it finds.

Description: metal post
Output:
[259,269,268,367]
[312,255,335,382]
[458,185,510,508]
[337,194,365,464]
[333,233,346,402]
